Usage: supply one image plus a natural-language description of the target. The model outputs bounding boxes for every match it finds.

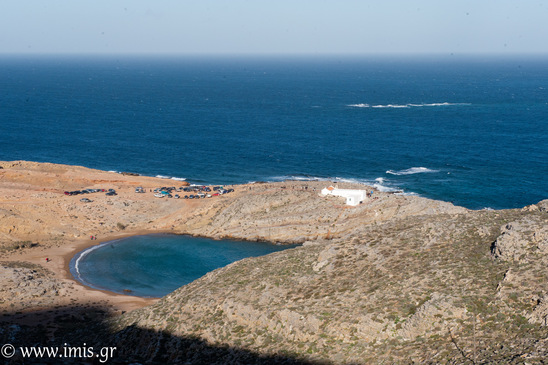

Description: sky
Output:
[1,1,548,55]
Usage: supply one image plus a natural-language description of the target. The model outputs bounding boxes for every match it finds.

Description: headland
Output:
[1,160,547,364]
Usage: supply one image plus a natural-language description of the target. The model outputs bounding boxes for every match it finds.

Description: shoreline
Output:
[66,230,267,299]
[0,160,470,329]
[5,227,293,311]
[3,229,165,315]
[61,229,173,299]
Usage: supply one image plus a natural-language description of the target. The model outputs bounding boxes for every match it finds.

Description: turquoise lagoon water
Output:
[70,234,296,297]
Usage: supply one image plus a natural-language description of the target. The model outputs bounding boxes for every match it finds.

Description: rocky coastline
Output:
[1,161,547,364]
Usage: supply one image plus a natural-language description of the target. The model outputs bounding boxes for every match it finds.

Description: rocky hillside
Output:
[179,181,466,243]
[108,202,548,363]
[1,161,547,364]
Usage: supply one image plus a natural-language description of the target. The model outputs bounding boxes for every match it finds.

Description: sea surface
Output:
[70,234,296,297]
[1,54,547,209]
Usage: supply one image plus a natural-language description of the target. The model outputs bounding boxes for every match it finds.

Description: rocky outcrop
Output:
[0,262,69,312]
[491,216,548,261]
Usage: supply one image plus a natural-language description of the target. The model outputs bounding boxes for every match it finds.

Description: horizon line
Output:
[2,51,548,58]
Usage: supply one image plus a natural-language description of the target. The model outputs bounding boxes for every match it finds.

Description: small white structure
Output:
[321,186,367,206]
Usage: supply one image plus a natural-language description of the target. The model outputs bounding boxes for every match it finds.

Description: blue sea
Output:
[1,54,547,210]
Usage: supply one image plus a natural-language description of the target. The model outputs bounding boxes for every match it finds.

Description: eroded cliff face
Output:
[2,161,548,364]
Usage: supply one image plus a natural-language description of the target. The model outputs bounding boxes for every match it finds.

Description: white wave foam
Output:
[372,183,399,193]
[72,238,133,290]
[348,102,471,109]
[269,175,390,187]
[397,191,419,196]
[73,241,111,283]
[333,177,367,184]
[407,102,454,107]
[372,104,409,108]
[156,175,171,179]
[270,175,326,182]
[386,167,439,176]
[171,177,187,181]
[288,176,320,181]
[266,174,422,198]
[269,175,396,191]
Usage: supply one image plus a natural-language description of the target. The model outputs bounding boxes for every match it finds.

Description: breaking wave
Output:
[268,175,327,182]
[348,102,471,109]
[266,175,414,196]
[154,175,187,181]
[71,239,125,290]
[386,167,439,176]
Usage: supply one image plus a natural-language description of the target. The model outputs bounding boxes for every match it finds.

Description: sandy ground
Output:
[0,160,323,323]
[2,231,159,325]
[0,161,210,323]
[0,160,421,328]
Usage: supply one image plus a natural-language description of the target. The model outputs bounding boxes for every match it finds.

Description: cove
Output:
[70,234,297,298]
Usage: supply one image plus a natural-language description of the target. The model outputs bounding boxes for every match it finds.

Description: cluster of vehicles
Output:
[64,188,117,196]
[143,185,235,199]
[65,184,234,203]
[64,188,117,203]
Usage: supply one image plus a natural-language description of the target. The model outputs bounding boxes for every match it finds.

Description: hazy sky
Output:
[2,1,547,55]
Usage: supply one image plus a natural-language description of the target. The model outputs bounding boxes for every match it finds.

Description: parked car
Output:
[80,198,92,203]
[106,191,117,196]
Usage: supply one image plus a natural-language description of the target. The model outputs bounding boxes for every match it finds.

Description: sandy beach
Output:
[0,160,350,325]
[0,160,222,327]
[2,231,162,329]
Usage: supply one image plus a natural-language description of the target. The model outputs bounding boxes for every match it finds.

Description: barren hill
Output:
[1,161,547,364]
[107,201,548,364]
